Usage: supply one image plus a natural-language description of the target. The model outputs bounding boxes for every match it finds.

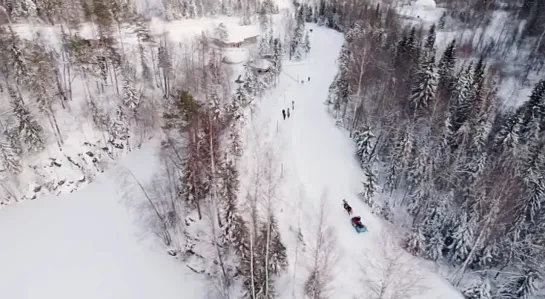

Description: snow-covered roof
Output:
[222,48,249,64]
[219,23,259,43]
[249,59,272,70]
[413,0,436,8]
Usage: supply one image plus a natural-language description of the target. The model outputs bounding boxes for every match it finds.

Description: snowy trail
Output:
[245,24,463,298]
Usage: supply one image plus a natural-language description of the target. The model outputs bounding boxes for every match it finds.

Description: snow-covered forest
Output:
[0,0,544,298]
[323,0,545,297]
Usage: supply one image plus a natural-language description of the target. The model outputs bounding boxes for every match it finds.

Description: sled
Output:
[351,217,368,233]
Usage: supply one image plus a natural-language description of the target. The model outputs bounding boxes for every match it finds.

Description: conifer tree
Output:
[354,127,375,164]
[405,225,426,256]
[424,24,436,52]
[449,210,475,264]
[463,277,492,299]
[0,133,22,175]
[291,6,306,60]
[437,40,457,94]
[219,159,245,247]
[10,88,45,153]
[271,37,283,81]
[499,268,540,299]
[109,106,130,144]
[448,65,474,135]
[122,76,139,112]
[229,85,249,123]
[409,53,438,114]
[359,165,378,207]
[303,31,311,55]
[260,214,288,276]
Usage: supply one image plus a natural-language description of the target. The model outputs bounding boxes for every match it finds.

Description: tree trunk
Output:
[249,229,257,299]
[264,217,271,296]
[53,67,68,110]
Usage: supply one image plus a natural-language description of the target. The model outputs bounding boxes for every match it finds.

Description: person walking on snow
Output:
[282,109,286,120]
[308,76,310,82]
[287,108,290,118]
[292,101,295,110]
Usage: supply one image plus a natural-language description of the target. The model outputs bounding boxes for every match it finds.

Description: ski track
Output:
[247,24,463,298]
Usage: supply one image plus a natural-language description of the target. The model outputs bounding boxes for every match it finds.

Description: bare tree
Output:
[304,191,340,299]
[359,232,427,299]
[116,166,174,247]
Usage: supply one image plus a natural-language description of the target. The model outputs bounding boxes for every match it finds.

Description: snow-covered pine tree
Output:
[498,267,541,299]
[242,66,256,97]
[519,137,545,224]
[271,38,283,77]
[408,184,429,219]
[409,52,438,114]
[437,40,457,95]
[122,76,139,112]
[221,0,234,16]
[405,225,426,256]
[424,24,436,52]
[229,85,248,123]
[9,88,45,153]
[421,192,449,261]
[259,213,288,276]
[353,126,375,165]
[462,277,492,299]
[208,90,223,124]
[0,133,22,175]
[359,165,378,208]
[386,128,414,193]
[329,43,351,115]
[259,35,270,59]
[303,31,311,55]
[448,65,474,137]
[381,201,392,221]
[219,159,242,245]
[7,28,30,86]
[109,106,130,145]
[262,0,276,14]
[449,209,475,264]
[291,6,306,60]
[517,80,545,141]
[214,23,229,42]
[494,111,522,160]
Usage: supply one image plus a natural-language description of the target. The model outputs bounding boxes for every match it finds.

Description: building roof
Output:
[215,22,260,43]
[248,59,272,70]
[413,0,436,8]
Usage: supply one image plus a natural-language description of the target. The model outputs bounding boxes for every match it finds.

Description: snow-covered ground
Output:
[0,142,209,299]
[239,24,463,298]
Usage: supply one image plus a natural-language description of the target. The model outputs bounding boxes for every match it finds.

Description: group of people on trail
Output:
[282,101,295,120]
[281,76,310,120]
[342,199,366,230]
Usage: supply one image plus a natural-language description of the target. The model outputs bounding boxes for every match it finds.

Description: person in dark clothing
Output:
[342,199,353,215]
[287,108,290,118]
[292,101,294,110]
[282,109,286,120]
[351,216,364,228]
[308,76,310,82]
